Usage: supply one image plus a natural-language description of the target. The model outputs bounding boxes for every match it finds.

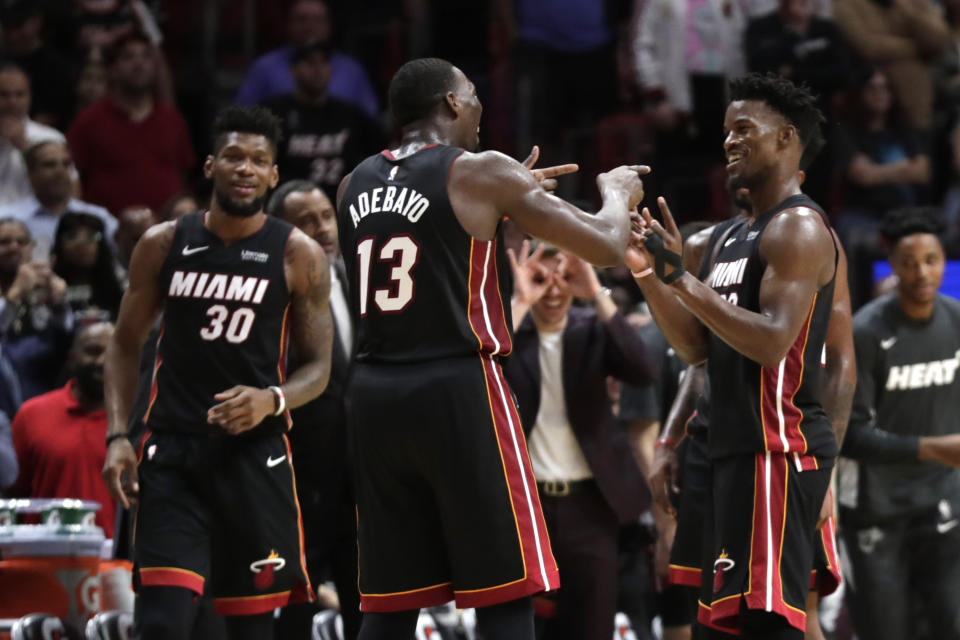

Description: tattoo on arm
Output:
[282,235,334,410]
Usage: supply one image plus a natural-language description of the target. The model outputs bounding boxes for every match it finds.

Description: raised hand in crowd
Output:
[508,238,551,330]
[5,261,66,306]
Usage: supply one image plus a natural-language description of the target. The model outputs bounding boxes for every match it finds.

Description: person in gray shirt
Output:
[840,207,960,640]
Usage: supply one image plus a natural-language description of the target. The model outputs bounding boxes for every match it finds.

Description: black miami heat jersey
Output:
[337,144,514,363]
[706,194,838,461]
[144,211,294,435]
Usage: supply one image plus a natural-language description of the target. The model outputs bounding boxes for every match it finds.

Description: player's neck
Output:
[391,125,451,158]
[204,208,268,244]
[747,173,802,218]
[899,296,935,322]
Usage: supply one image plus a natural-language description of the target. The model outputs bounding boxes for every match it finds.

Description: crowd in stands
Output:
[1,0,959,638]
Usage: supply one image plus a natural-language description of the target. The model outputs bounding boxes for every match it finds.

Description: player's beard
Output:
[215,187,266,218]
[74,364,104,401]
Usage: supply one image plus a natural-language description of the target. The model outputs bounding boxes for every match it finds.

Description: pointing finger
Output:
[214,386,244,401]
[522,145,539,169]
[657,197,680,236]
[535,163,580,179]
[628,165,652,175]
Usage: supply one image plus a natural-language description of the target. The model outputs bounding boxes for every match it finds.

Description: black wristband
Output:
[105,432,129,447]
[644,232,686,284]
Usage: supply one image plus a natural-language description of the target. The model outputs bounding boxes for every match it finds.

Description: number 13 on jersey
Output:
[356,234,421,315]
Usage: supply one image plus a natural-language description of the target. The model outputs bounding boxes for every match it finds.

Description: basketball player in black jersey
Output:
[649,201,853,640]
[334,58,648,640]
[101,106,333,640]
[627,74,849,639]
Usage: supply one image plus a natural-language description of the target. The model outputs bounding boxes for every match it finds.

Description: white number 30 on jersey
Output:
[200,305,256,343]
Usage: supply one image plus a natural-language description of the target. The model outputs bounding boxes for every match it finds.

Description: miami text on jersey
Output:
[168,271,271,304]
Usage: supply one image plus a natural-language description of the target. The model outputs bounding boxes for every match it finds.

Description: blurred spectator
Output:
[510,0,627,159]
[834,0,950,131]
[0,140,115,256]
[159,190,200,220]
[113,205,155,283]
[0,218,73,400]
[51,212,123,318]
[267,179,360,640]
[263,41,385,202]
[0,341,21,419]
[836,68,931,241]
[934,0,960,125]
[0,63,65,206]
[745,0,854,115]
[940,118,960,236]
[235,0,379,118]
[73,58,107,118]
[10,320,116,537]
[0,409,15,491]
[0,1,76,129]
[504,244,656,640]
[67,32,195,216]
[839,209,960,639]
[633,0,746,152]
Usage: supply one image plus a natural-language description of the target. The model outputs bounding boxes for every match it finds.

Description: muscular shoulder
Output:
[136,220,178,264]
[284,227,329,295]
[683,225,715,274]
[938,294,960,319]
[450,150,522,184]
[760,206,834,261]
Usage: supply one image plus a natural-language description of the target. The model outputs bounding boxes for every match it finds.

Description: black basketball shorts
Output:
[133,429,313,615]
[667,436,710,589]
[697,452,830,634]
[348,355,561,612]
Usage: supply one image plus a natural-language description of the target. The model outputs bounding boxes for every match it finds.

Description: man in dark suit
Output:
[504,242,657,640]
[268,179,359,639]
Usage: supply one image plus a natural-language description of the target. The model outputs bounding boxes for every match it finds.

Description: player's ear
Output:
[269,164,279,189]
[779,124,797,148]
[444,91,459,116]
[203,156,214,179]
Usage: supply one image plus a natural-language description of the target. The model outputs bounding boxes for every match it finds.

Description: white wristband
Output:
[269,386,286,416]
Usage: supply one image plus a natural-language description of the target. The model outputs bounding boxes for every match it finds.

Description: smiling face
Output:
[530,253,574,331]
[723,100,791,193]
[28,142,73,204]
[892,232,945,308]
[448,66,482,151]
[205,132,279,217]
[0,220,29,276]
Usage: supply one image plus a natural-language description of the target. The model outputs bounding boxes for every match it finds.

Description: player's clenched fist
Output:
[208,385,277,435]
[596,165,650,210]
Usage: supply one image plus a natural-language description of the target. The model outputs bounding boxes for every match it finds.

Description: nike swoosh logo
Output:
[724,237,736,247]
[182,245,209,256]
[266,455,286,468]
[937,519,958,534]
[880,337,897,350]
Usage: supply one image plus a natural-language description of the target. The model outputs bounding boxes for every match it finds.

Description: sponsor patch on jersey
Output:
[241,250,269,263]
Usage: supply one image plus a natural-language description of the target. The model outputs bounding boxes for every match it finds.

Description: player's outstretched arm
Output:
[823,236,856,448]
[645,203,834,369]
[448,150,648,267]
[103,221,173,508]
[281,230,334,409]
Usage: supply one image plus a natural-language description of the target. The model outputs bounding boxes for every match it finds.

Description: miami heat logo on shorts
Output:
[713,550,735,592]
[250,549,286,590]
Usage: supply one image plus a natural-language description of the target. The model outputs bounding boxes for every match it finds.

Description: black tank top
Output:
[686,217,746,442]
[337,144,514,363]
[144,211,294,435]
[705,194,838,461]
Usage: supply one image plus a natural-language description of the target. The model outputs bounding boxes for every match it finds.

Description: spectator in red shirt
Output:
[10,320,116,536]
[67,32,194,216]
